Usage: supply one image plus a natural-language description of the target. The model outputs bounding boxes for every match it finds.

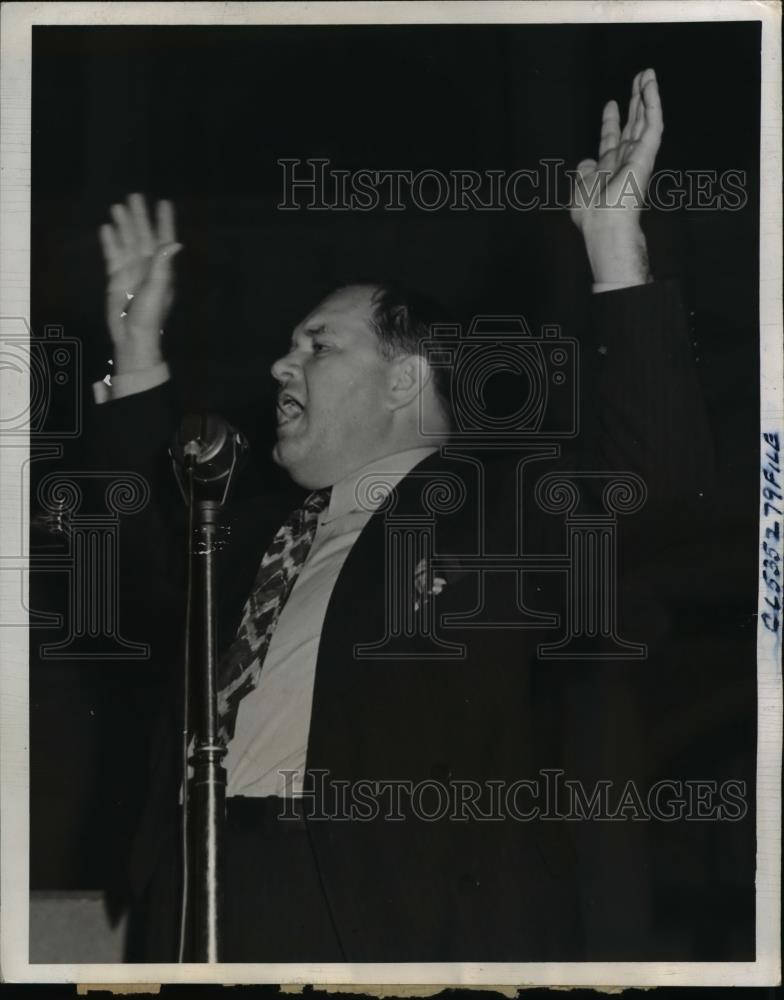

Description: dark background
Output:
[29,21,760,960]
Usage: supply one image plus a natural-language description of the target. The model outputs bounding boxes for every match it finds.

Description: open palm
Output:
[571,68,663,235]
[99,193,181,372]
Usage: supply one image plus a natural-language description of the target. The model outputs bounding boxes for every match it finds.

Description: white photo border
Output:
[1,0,780,988]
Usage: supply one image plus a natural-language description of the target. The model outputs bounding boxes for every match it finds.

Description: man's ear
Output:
[387,353,431,411]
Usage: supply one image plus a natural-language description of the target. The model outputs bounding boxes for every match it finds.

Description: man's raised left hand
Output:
[571,68,663,288]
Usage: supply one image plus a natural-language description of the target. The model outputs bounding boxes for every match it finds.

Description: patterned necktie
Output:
[217,487,332,743]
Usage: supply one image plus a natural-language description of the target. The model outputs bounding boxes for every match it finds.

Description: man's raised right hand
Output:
[99,193,182,375]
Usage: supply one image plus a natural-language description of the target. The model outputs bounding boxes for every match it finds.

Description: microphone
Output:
[170,413,249,500]
[171,415,248,946]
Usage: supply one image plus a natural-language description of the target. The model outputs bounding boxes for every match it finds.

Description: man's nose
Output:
[271,351,298,383]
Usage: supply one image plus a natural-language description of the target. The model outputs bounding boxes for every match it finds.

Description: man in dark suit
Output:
[92,69,713,962]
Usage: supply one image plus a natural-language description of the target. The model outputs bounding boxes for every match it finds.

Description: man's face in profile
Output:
[271,285,396,489]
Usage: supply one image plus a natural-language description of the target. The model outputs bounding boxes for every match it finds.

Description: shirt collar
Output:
[321,447,437,524]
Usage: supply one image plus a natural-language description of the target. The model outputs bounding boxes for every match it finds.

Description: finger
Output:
[110,202,137,255]
[629,72,664,168]
[98,223,123,273]
[638,68,663,139]
[598,99,621,158]
[147,241,183,288]
[155,200,177,246]
[631,69,652,141]
[127,192,155,256]
[621,71,642,144]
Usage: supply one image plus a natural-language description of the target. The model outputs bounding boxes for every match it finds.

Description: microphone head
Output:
[171,413,249,485]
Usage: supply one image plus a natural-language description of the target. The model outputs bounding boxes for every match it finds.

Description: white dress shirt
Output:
[224,446,436,798]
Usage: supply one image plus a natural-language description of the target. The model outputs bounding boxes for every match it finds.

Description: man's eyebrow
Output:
[288,323,328,351]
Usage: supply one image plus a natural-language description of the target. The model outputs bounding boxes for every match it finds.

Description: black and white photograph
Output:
[0,0,780,988]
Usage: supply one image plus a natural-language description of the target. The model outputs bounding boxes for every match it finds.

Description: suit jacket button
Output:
[458,872,480,894]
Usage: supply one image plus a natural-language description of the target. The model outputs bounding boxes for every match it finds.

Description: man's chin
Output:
[271,440,326,489]
[271,440,298,476]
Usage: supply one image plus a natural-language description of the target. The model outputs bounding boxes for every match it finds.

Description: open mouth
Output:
[276,392,305,428]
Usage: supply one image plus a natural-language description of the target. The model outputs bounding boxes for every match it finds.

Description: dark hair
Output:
[337,280,454,424]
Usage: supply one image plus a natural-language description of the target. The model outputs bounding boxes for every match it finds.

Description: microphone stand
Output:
[171,417,248,963]
[189,493,225,963]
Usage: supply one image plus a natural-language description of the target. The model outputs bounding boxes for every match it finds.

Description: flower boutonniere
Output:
[413,557,449,612]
